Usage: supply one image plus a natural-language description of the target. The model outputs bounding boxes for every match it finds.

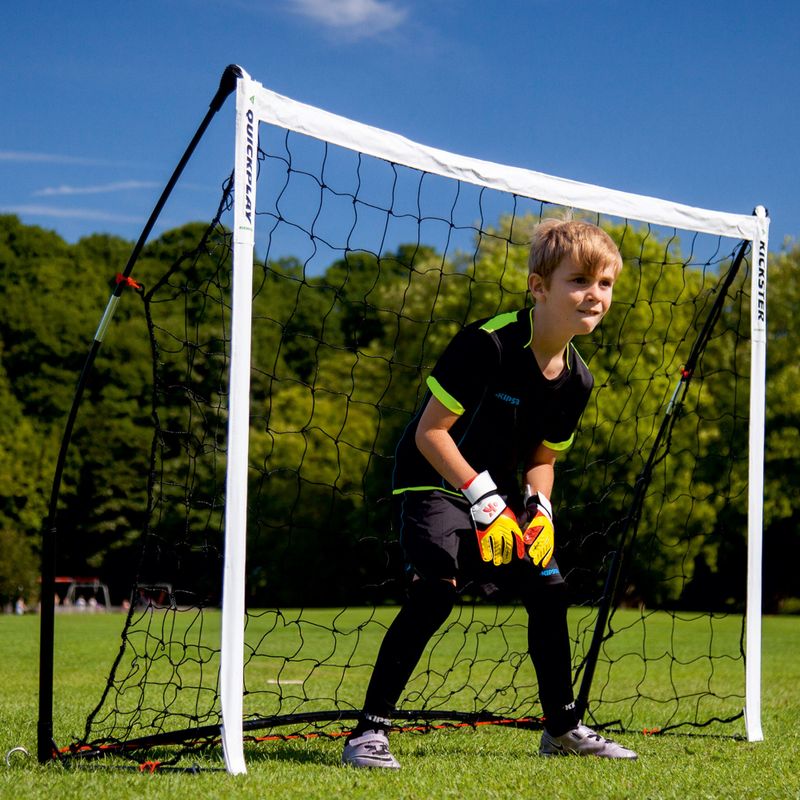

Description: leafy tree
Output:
[0,213,795,613]
[0,356,52,603]
[0,528,39,607]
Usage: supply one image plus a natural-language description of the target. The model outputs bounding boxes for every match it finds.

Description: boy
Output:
[342,219,637,767]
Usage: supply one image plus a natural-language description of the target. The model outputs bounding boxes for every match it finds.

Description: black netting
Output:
[65,126,752,762]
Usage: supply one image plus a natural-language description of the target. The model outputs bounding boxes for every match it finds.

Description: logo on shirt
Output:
[494,391,521,406]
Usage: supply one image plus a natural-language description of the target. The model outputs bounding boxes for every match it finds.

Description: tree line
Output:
[0,213,797,612]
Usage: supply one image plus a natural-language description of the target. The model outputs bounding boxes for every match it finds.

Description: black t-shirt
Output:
[392,308,593,502]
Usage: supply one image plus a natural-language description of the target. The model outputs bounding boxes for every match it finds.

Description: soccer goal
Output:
[39,65,768,772]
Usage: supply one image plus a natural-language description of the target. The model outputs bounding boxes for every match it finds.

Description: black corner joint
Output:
[210,64,243,113]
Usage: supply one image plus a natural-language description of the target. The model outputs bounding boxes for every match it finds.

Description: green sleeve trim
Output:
[479,310,518,333]
[542,433,575,452]
[393,486,462,497]
[426,376,465,415]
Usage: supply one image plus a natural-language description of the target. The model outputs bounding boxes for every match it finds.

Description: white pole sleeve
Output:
[220,67,257,776]
[744,206,769,743]
[245,78,759,242]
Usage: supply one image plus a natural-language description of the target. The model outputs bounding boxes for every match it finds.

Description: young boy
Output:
[342,219,637,767]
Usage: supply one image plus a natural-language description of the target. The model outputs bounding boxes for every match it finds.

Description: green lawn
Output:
[1,610,798,799]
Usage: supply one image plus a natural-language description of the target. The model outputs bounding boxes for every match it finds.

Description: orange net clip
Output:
[115,273,142,290]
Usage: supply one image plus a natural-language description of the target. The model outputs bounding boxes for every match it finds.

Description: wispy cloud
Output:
[1,204,143,224]
[0,150,128,167]
[33,180,160,197]
[288,0,408,38]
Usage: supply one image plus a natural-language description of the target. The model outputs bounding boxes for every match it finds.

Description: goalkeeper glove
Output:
[461,471,524,566]
[518,487,555,568]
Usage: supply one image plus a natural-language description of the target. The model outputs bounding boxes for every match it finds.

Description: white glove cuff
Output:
[461,470,497,505]
[524,484,552,519]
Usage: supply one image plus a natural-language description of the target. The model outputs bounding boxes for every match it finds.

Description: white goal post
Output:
[221,65,768,774]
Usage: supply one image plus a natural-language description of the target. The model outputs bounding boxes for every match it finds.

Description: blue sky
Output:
[2,0,798,252]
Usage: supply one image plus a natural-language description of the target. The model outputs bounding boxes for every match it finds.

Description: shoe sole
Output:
[342,758,400,769]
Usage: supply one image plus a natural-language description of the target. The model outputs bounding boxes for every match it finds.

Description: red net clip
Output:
[680,368,692,380]
[115,273,142,291]
[642,727,662,736]
[139,760,160,773]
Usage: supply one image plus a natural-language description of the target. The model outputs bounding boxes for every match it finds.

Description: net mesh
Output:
[66,121,752,761]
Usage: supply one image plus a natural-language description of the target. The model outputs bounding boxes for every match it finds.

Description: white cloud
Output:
[33,180,160,197]
[0,150,126,167]
[1,204,143,223]
[288,0,408,37]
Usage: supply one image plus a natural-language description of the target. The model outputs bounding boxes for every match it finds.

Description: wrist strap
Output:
[525,485,552,518]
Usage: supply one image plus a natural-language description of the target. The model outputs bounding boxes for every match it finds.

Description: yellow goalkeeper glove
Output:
[461,471,524,566]
[518,488,555,568]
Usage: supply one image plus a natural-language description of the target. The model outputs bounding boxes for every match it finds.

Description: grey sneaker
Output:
[540,723,638,759]
[342,729,401,769]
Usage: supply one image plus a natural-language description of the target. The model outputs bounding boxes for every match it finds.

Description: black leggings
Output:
[361,578,577,736]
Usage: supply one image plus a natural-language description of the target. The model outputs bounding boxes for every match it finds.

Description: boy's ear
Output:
[528,271,547,301]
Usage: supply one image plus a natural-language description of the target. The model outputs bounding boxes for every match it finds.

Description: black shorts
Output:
[393,490,564,594]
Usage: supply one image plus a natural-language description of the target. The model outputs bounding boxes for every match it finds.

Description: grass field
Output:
[1,610,798,799]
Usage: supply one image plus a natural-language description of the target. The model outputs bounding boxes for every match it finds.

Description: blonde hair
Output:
[528,219,622,285]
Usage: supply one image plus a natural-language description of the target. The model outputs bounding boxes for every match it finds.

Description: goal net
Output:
[54,66,768,770]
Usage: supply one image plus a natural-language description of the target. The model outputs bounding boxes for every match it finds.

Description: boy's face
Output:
[528,255,617,337]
